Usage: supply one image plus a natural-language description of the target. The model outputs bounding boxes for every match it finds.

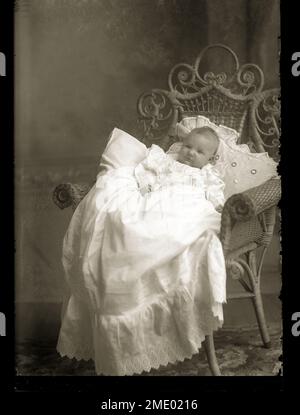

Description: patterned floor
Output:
[16,324,282,376]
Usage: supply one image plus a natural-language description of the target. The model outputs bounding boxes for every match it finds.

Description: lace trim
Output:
[134,144,224,198]
[57,319,222,376]
[57,286,224,376]
[57,344,94,363]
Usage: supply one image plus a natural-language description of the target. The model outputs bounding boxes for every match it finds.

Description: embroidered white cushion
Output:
[214,138,279,199]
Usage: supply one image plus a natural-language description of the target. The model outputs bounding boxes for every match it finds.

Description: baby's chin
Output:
[180,160,202,169]
[178,156,207,169]
[178,154,192,165]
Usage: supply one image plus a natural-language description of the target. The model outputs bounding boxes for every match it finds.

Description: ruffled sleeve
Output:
[202,165,226,210]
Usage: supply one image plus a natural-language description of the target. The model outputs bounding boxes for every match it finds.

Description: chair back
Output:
[137,44,280,160]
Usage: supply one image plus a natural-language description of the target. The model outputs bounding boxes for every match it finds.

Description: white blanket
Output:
[57,145,227,375]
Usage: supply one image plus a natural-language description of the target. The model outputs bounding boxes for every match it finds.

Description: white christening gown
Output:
[57,144,227,375]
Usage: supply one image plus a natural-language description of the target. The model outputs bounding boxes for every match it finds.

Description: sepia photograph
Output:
[14,0,281,378]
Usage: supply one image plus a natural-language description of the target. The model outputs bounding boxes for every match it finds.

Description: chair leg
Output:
[204,334,221,376]
[247,250,271,349]
[252,289,271,348]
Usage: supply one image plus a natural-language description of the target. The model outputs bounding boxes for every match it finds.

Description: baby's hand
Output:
[215,204,223,213]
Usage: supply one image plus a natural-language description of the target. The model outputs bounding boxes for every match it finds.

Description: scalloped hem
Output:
[57,328,219,376]
[57,349,94,363]
[57,318,223,376]
[57,285,225,376]
[57,334,208,376]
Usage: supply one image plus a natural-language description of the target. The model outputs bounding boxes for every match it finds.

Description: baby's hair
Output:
[189,127,219,154]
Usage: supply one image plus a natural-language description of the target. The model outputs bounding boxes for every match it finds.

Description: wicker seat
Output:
[53,44,281,376]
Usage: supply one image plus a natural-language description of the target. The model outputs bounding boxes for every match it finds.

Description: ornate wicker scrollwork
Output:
[52,182,91,210]
[167,44,264,95]
[137,91,170,125]
[226,256,258,291]
[225,193,256,222]
[226,259,245,280]
[52,183,73,209]
[194,44,239,88]
[168,63,198,93]
[168,44,239,92]
[137,89,178,146]
[250,89,280,159]
[235,63,264,95]
[137,43,279,156]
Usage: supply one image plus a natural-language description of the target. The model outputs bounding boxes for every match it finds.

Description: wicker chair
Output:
[53,44,281,376]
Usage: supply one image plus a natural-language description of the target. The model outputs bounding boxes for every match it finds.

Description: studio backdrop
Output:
[14,0,280,342]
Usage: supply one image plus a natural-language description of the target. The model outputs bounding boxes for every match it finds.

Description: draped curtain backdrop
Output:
[14,0,280,340]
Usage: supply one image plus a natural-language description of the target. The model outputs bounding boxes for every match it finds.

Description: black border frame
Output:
[0,0,15,393]
[1,0,299,399]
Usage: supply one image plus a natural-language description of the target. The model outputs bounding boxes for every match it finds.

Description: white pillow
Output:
[99,128,148,172]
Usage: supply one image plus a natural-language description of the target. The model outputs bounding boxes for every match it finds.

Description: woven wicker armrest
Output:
[222,178,281,223]
[52,182,92,210]
[220,178,281,253]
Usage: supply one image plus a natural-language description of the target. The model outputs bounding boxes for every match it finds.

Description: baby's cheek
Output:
[178,150,185,160]
[195,157,207,168]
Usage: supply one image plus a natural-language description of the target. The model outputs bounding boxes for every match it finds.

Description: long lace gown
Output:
[57,144,227,375]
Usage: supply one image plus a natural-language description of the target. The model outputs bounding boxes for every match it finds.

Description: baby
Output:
[177,126,219,169]
[135,126,224,212]
[170,126,223,212]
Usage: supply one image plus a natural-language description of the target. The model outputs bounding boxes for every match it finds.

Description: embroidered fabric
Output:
[135,144,225,209]
[57,285,223,376]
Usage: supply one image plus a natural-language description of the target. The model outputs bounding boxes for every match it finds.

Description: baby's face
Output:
[177,132,218,169]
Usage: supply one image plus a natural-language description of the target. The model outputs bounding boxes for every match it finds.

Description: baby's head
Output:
[177,126,219,169]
